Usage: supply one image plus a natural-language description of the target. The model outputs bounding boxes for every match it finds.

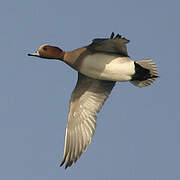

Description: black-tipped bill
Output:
[27,51,40,57]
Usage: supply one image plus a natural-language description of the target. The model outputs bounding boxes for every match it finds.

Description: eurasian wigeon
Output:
[28,32,158,169]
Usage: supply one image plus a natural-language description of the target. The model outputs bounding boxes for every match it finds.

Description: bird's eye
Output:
[43,47,47,51]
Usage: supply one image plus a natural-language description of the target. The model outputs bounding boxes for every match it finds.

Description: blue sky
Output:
[0,0,179,179]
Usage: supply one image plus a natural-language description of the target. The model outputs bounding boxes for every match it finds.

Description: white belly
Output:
[80,53,135,82]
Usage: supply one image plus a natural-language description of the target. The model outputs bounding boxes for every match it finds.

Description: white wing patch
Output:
[80,53,135,82]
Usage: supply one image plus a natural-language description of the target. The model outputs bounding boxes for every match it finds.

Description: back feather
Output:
[88,32,130,56]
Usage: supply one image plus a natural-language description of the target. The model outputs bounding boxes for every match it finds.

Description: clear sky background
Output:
[0,0,179,179]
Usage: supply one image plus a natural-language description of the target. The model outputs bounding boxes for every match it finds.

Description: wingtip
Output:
[65,164,68,169]
[115,34,122,38]
[110,32,130,42]
[60,162,69,169]
[60,160,73,169]
[60,158,65,167]
[110,32,115,39]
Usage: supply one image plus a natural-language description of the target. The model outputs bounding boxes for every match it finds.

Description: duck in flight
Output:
[28,32,158,169]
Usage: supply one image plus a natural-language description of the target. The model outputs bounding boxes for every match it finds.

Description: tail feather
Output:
[130,59,158,88]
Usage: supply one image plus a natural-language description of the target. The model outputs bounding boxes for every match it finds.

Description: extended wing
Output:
[60,73,115,168]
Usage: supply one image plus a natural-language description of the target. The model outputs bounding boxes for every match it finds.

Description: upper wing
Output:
[87,32,130,57]
[60,73,115,168]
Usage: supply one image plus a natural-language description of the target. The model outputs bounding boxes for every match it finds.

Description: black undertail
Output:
[131,62,157,81]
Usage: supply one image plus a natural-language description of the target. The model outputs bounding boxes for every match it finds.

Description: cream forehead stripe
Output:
[39,44,49,49]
